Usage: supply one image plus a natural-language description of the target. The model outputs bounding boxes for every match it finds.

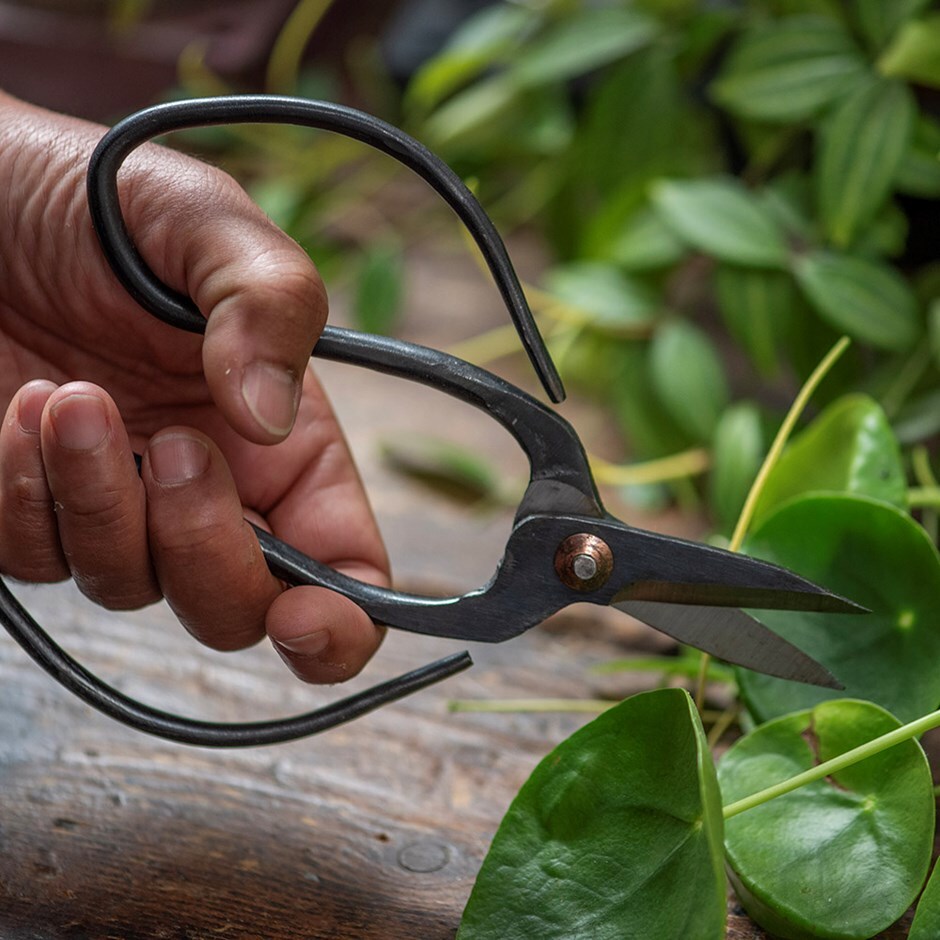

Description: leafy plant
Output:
[405,0,940,520]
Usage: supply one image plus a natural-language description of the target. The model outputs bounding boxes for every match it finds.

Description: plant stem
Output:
[909,487,940,510]
[449,698,617,714]
[695,336,851,708]
[266,0,336,93]
[723,706,940,819]
[728,335,851,552]
[590,449,710,487]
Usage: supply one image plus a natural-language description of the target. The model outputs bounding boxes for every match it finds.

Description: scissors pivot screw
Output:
[554,534,614,593]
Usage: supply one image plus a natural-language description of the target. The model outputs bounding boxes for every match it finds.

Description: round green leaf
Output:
[720,699,934,940]
[793,250,921,350]
[738,494,940,724]
[709,402,765,534]
[652,177,789,268]
[816,78,915,248]
[458,688,726,940]
[649,320,730,442]
[711,16,866,123]
[752,393,907,528]
[910,858,940,940]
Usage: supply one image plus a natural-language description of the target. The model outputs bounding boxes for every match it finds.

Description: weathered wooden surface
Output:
[0,242,921,938]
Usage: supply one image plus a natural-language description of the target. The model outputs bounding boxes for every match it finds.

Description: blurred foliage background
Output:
[3,0,937,536]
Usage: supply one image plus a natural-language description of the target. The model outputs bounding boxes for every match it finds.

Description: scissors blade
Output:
[615,599,843,689]
[598,523,864,614]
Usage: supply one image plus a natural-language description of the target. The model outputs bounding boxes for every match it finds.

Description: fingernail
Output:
[17,381,55,434]
[275,630,331,659]
[149,434,210,485]
[50,394,109,451]
[241,362,298,437]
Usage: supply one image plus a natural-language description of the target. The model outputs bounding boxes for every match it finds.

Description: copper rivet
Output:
[554,534,613,592]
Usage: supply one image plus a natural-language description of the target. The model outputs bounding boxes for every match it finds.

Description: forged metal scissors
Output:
[0,96,860,748]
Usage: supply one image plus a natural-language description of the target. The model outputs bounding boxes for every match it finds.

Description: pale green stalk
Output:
[724,706,940,818]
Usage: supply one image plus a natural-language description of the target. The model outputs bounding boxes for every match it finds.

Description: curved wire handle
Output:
[0,95,571,747]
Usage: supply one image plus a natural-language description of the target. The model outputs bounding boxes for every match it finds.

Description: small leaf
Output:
[851,0,933,50]
[649,320,730,442]
[652,178,789,268]
[737,493,940,724]
[793,250,920,350]
[599,206,686,271]
[715,266,800,377]
[816,78,915,248]
[406,4,535,111]
[711,15,866,123]
[380,435,501,505]
[720,699,935,940]
[541,262,658,332]
[752,393,907,527]
[353,241,403,336]
[509,8,658,88]
[895,116,940,197]
[910,859,940,940]
[457,688,726,939]
[710,402,765,534]
[879,13,940,88]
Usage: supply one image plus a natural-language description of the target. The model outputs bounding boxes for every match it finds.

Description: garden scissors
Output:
[0,97,860,748]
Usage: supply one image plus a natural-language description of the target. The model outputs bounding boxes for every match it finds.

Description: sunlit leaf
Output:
[793,250,920,350]
[649,320,730,442]
[878,13,940,88]
[458,689,726,940]
[711,15,866,123]
[721,699,934,940]
[816,78,915,248]
[541,262,658,332]
[652,178,789,268]
[752,393,907,527]
[851,0,933,50]
[738,494,940,723]
[510,8,658,88]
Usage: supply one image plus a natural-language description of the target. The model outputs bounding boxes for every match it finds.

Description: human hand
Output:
[0,91,388,682]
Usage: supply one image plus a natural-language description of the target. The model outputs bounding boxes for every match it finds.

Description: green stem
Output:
[266,0,336,93]
[909,487,940,510]
[723,706,940,819]
[695,336,851,708]
[590,449,710,487]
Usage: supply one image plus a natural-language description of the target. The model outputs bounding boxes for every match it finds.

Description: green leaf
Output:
[353,241,403,336]
[793,250,920,350]
[541,262,658,333]
[816,78,915,248]
[851,0,934,50]
[711,16,866,123]
[752,393,907,527]
[649,320,730,442]
[509,8,658,88]
[457,688,726,940]
[737,493,940,724]
[406,4,536,112]
[652,178,789,268]
[895,116,940,197]
[715,266,800,376]
[911,859,940,940]
[379,434,502,505]
[720,699,935,940]
[894,388,940,445]
[879,13,940,88]
[710,402,765,534]
[598,206,686,271]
